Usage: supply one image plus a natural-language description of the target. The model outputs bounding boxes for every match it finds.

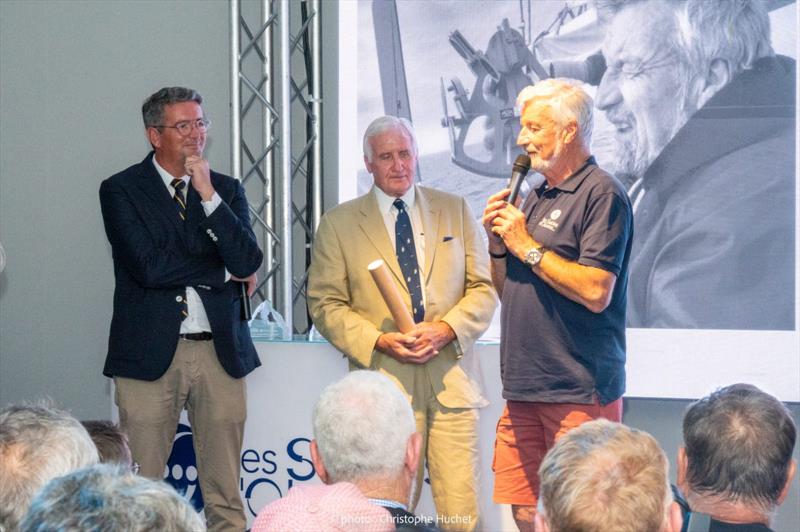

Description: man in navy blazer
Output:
[99,87,262,531]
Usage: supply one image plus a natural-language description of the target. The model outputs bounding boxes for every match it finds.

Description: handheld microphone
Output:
[239,281,252,321]
[507,154,531,205]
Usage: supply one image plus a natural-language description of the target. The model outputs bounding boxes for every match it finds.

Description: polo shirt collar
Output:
[539,156,597,194]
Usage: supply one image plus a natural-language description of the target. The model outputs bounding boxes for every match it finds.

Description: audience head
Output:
[19,463,204,532]
[0,402,99,532]
[536,419,681,532]
[81,420,133,468]
[679,383,797,520]
[311,371,420,500]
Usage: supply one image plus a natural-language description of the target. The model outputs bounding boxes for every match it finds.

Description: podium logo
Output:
[241,436,316,517]
[164,423,204,511]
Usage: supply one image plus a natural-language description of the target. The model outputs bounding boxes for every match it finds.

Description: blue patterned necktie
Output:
[393,199,424,323]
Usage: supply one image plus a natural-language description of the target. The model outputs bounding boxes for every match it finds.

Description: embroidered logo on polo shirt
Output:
[538,209,562,231]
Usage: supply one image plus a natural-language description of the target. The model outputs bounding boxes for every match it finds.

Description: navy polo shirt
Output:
[500,158,633,405]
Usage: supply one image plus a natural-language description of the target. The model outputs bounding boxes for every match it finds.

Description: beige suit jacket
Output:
[308,186,497,408]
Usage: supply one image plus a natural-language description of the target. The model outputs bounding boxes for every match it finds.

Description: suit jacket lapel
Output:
[358,193,407,290]
[416,187,440,282]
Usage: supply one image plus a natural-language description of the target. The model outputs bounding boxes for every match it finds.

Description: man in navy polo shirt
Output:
[482,78,633,532]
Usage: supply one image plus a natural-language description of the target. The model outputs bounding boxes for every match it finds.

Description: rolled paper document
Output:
[368,259,415,333]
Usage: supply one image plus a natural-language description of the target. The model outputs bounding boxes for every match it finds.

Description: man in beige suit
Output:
[308,116,496,531]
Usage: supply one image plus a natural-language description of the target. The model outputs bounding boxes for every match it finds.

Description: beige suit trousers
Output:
[409,366,480,532]
[115,338,247,532]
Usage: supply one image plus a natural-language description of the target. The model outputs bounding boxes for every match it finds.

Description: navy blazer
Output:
[100,152,263,380]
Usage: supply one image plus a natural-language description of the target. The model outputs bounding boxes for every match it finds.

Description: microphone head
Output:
[512,154,531,173]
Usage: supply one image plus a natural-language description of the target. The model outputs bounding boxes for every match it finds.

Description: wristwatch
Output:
[523,245,546,269]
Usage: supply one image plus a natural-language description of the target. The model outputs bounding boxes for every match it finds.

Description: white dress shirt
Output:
[153,156,222,334]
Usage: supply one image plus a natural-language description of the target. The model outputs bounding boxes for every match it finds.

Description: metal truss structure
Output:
[230,0,322,337]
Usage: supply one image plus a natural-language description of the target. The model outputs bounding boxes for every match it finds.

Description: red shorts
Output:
[492,397,623,505]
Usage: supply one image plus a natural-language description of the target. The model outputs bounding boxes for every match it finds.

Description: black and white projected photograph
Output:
[338,0,799,399]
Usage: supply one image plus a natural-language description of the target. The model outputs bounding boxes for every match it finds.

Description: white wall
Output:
[0,0,231,418]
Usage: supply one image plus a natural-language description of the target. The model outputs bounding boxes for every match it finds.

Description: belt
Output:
[179,332,213,341]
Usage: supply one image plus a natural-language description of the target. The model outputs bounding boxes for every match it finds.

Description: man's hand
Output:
[490,199,536,260]
[408,321,456,354]
[231,272,257,297]
[185,155,215,201]
[483,189,512,255]
[376,332,438,365]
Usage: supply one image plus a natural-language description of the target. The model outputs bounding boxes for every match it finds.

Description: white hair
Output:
[19,464,205,531]
[516,78,594,146]
[596,0,773,77]
[538,419,672,532]
[0,402,99,531]
[362,116,419,163]
[313,371,415,483]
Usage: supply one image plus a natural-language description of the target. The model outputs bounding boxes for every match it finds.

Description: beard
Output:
[608,77,698,183]
[530,138,564,177]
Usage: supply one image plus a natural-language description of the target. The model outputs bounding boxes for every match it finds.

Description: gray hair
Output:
[595,0,773,77]
[683,383,796,513]
[538,419,672,532]
[81,420,132,467]
[142,87,203,128]
[313,370,415,484]
[516,78,594,146]
[0,402,99,532]
[19,463,205,532]
[362,116,419,163]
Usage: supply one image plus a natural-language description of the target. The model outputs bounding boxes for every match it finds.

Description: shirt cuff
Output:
[224,269,231,282]
[201,192,222,216]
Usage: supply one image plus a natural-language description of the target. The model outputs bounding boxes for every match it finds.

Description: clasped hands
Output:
[482,188,535,259]
[376,321,456,365]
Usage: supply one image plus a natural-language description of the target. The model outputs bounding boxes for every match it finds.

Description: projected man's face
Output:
[595,1,698,180]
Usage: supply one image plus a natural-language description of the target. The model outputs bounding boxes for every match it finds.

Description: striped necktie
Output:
[171,178,188,319]
[393,199,424,323]
[171,178,187,221]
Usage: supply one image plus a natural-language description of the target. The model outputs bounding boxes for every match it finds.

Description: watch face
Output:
[525,248,543,267]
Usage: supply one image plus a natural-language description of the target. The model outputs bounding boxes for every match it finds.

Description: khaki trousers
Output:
[115,339,247,532]
[409,367,480,532]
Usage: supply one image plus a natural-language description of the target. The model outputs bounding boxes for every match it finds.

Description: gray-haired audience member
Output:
[678,384,797,532]
[0,403,99,532]
[253,370,436,531]
[535,419,682,532]
[594,0,795,330]
[81,420,133,468]
[19,463,204,532]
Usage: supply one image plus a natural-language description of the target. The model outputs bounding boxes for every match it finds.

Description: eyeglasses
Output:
[155,118,211,136]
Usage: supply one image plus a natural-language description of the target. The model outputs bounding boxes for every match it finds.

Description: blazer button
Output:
[206,229,212,234]
[176,296,183,302]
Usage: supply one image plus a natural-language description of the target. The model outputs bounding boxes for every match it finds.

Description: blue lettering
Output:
[241,449,260,474]
[286,437,315,481]
[261,449,278,475]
